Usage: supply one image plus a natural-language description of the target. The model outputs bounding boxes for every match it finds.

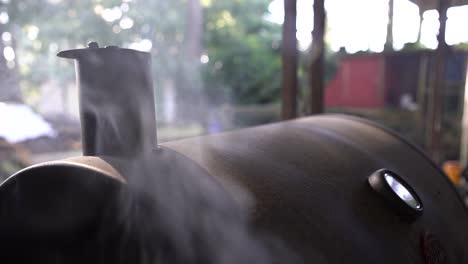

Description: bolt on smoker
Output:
[1,42,467,263]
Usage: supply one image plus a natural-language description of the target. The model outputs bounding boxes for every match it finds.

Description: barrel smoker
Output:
[1,43,467,263]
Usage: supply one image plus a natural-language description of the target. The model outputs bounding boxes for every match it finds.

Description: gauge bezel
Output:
[368,169,423,219]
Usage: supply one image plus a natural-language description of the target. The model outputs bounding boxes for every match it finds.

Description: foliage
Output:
[400,42,426,52]
[2,0,283,112]
[201,0,282,105]
[5,0,186,91]
[0,139,29,180]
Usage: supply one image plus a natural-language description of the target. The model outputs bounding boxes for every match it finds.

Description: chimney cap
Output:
[57,42,148,59]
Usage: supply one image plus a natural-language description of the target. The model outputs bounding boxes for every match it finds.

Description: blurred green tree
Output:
[2,0,282,113]
[201,0,282,105]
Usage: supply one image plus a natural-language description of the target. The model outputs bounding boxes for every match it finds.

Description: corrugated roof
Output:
[409,0,468,11]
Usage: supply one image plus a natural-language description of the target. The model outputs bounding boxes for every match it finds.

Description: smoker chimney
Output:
[57,42,157,157]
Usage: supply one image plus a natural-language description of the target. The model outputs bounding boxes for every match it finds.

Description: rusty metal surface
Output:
[162,114,468,263]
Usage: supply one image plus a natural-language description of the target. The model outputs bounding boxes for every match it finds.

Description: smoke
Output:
[63,49,300,263]
[95,152,277,264]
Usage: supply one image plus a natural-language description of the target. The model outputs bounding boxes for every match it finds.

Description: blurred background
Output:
[1,0,468,198]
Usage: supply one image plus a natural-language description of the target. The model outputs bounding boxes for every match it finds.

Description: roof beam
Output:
[409,0,468,11]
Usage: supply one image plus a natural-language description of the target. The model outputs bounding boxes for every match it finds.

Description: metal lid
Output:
[57,41,148,59]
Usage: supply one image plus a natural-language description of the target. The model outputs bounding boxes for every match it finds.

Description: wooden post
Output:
[181,0,204,122]
[281,0,298,120]
[417,52,428,132]
[186,0,202,60]
[417,8,423,43]
[385,0,394,51]
[427,0,448,163]
[309,0,326,114]
[460,61,468,168]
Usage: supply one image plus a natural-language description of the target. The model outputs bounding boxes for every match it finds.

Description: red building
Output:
[324,50,466,109]
[325,54,386,108]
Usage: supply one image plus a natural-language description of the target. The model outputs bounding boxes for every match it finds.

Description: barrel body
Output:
[2,114,467,263]
[162,114,468,263]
